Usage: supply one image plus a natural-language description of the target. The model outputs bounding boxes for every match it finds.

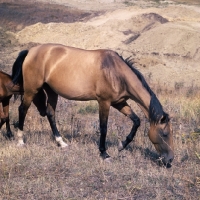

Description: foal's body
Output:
[0,71,21,139]
[12,44,174,165]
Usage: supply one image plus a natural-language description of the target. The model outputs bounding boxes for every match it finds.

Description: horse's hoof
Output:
[61,142,68,148]
[118,140,124,151]
[9,136,15,141]
[60,144,69,151]
[100,152,112,162]
[17,142,25,148]
[104,157,112,163]
[5,136,15,141]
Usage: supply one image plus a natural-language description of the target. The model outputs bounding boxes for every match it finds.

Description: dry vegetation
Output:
[0,86,200,199]
[0,0,200,199]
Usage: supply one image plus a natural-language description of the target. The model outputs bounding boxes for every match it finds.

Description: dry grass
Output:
[0,1,200,199]
[0,85,200,200]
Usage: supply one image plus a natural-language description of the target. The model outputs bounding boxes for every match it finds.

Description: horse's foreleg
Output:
[1,97,14,139]
[98,100,110,160]
[44,86,68,148]
[17,94,34,146]
[112,101,140,151]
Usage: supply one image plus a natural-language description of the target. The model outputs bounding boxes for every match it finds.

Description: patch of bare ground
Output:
[0,0,200,199]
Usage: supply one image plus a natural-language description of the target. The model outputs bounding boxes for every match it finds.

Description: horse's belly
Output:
[58,91,96,101]
[48,82,96,101]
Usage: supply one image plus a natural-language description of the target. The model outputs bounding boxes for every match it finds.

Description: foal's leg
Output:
[43,85,68,148]
[0,97,14,139]
[98,100,111,160]
[112,101,140,151]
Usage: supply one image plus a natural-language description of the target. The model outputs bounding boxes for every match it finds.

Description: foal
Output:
[0,71,22,139]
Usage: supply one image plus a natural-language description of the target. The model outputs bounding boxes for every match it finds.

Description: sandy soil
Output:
[0,0,200,87]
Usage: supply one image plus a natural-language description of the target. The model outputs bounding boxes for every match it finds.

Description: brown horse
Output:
[11,43,174,166]
[0,70,22,139]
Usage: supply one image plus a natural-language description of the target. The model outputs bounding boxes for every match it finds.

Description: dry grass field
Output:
[0,85,200,199]
[0,0,200,199]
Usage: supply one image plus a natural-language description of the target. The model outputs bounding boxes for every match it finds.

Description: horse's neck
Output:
[126,75,151,119]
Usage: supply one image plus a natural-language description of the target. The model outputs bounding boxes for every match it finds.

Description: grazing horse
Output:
[11,43,174,165]
[0,71,22,139]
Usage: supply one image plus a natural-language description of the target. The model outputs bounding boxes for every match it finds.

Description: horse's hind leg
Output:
[17,92,36,146]
[43,85,68,148]
[0,97,14,140]
[33,89,47,117]
[112,101,140,151]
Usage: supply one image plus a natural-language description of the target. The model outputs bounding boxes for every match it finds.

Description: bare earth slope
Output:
[2,0,199,88]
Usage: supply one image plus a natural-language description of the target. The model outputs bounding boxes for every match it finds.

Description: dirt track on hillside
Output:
[0,0,200,87]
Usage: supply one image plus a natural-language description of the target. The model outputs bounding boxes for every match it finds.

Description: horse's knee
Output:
[125,116,140,143]
[130,114,140,127]
[134,117,140,128]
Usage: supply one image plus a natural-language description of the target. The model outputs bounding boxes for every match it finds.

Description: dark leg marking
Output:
[1,97,14,139]
[112,101,140,151]
[98,100,111,159]
[42,84,68,148]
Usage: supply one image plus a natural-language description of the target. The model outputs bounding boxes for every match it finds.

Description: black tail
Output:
[12,50,29,86]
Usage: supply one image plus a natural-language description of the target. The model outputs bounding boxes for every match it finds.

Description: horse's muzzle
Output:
[160,153,174,168]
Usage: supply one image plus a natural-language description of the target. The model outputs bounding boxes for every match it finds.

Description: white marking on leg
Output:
[55,136,68,148]
[17,129,25,146]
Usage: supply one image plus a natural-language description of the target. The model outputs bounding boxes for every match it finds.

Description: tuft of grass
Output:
[78,102,98,115]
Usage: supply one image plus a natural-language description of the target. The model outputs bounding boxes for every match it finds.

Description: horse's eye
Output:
[163,132,168,137]
[160,130,168,137]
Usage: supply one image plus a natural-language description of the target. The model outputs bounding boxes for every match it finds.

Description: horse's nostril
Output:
[169,158,173,163]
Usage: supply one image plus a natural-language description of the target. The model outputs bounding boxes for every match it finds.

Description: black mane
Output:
[120,56,168,123]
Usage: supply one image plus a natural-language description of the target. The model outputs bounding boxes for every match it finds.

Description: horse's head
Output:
[148,114,174,167]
